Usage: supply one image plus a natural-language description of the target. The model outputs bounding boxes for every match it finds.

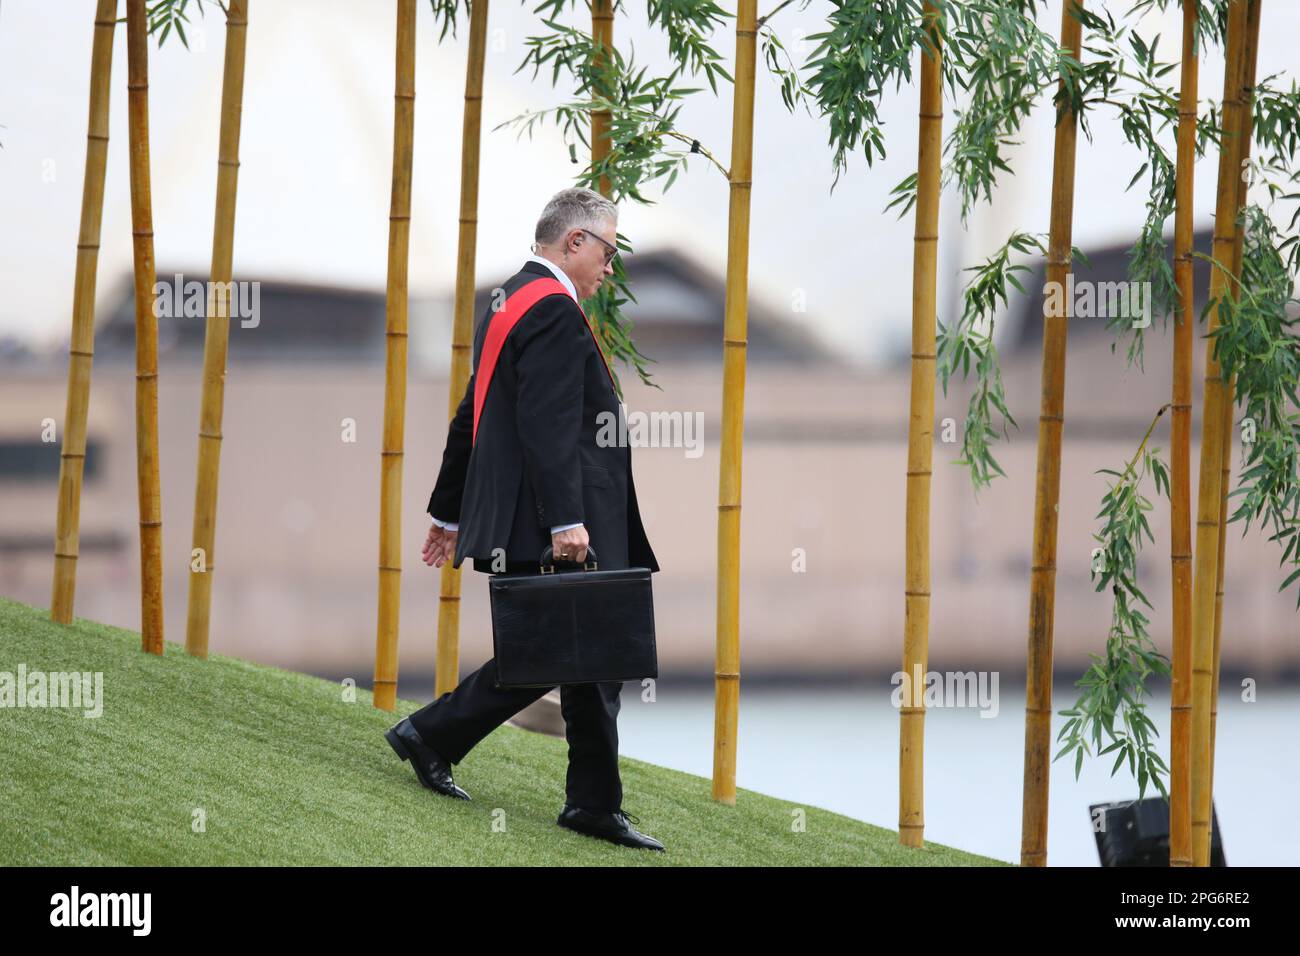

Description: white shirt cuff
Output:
[430,516,459,531]
[550,522,583,534]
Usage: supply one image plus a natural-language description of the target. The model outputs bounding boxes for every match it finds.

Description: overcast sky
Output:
[2,0,1297,367]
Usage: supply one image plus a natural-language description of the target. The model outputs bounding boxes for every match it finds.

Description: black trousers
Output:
[407,561,624,812]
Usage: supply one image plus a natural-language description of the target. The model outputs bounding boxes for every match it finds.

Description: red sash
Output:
[472,277,615,445]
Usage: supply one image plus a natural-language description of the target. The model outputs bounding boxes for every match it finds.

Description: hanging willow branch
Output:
[1202,203,1300,605]
[936,1,1231,491]
[803,3,1077,497]
[501,87,728,197]
[1129,0,1229,51]
[804,0,928,185]
[939,231,1038,491]
[757,0,813,114]
[937,231,1090,491]
[1056,404,1173,800]
[874,4,1088,495]
[502,0,737,392]
[647,0,733,91]
[937,1,1075,218]
[1079,3,1228,369]
[141,0,224,47]
[871,1,1080,217]
[142,0,462,46]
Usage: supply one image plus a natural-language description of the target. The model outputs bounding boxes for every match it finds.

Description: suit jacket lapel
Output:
[511,261,617,389]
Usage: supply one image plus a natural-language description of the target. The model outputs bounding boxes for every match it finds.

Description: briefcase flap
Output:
[489,568,657,688]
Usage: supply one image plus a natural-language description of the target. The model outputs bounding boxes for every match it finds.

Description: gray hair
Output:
[534,187,618,247]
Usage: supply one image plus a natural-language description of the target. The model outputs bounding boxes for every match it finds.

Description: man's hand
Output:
[551,525,589,564]
[422,522,458,568]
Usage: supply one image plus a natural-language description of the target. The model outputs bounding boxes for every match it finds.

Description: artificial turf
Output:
[0,596,1003,866]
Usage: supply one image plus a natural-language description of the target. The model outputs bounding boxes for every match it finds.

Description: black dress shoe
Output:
[557,804,665,851]
[384,717,470,801]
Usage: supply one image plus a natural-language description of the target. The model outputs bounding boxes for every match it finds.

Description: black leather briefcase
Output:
[488,545,657,689]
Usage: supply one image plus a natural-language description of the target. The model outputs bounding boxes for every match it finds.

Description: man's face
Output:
[562,219,617,300]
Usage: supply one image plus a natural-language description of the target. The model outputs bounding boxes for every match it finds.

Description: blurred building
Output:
[3,234,1299,689]
[6,0,1300,693]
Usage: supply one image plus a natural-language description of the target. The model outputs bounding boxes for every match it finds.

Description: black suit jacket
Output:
[427,260,659,575]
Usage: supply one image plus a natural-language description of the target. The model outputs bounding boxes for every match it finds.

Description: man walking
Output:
[384,187,664,852]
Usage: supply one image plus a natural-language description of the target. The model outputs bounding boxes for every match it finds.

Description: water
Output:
[615,684,1300,866]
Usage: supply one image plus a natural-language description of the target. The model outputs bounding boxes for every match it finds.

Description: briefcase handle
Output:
[539,544,598,574]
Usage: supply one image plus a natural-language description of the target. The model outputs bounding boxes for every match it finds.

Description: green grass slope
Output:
[0,596,1005,866]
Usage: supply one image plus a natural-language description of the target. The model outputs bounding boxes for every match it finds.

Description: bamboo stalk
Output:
[434,0,490,697]
[591,0,614,197]
[1207,0,1262,853]
[125,0,164,655]
[712,0,757,805]
[1190,0,1251,868]
[185,0,250,660]
[373,0,417,712]
[899,0,943,850]
[52,0,119,626]
[1167,0,1199,868]
[1021,0,1085,868]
